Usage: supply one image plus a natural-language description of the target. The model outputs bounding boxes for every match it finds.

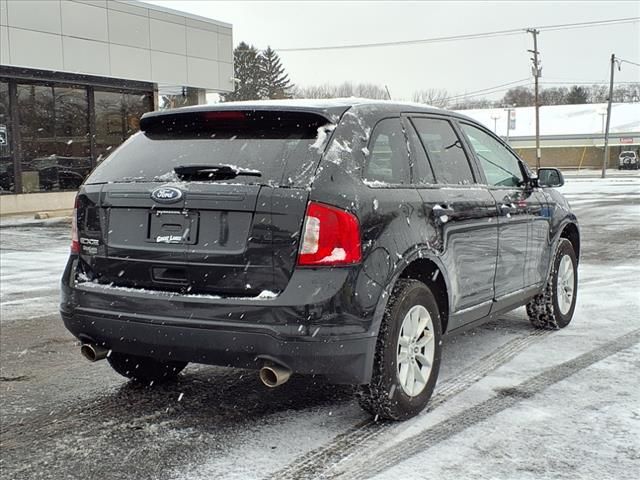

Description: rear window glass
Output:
[86,110,329,186]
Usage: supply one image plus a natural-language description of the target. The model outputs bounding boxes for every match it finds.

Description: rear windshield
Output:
[86,110,330,187]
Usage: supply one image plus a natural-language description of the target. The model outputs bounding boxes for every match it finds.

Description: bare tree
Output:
[587,84,608,103]
[294,82,388,100]
[450,98,497,110]
[412,88,450,108]
[355,83,389,99]
[539,87,568,106]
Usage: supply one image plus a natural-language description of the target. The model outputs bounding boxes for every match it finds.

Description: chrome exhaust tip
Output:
[259,364,292,388]
[80,344,109,362]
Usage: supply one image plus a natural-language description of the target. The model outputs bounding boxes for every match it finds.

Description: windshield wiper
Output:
[173,165,262,181]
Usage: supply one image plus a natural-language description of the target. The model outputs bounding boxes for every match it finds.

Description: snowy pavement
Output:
[0,173,639,480]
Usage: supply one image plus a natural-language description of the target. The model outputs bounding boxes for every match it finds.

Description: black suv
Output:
[61,100,579,420]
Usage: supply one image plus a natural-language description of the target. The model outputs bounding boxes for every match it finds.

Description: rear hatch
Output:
[77,109,337,296]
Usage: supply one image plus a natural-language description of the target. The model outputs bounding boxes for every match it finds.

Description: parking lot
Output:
[1,172,639,480]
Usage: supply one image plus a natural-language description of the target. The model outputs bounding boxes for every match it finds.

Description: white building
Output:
[0,0,234,215]
[457,102,640,168]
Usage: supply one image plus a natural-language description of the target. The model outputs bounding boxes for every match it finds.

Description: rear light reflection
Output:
[71,196,80,254]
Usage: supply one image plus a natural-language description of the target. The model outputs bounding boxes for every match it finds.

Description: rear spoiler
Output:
[140,105,347,132]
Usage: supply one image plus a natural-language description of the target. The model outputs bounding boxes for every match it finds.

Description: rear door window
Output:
[363,118,410,185]
[461,123,525,187]
[86,110,328,187]
[410,117,475,185]
[405,118,435,185]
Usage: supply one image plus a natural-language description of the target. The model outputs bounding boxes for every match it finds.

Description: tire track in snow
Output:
[270,328,552,480]
[333,328,640,480]
[1,366,353,480]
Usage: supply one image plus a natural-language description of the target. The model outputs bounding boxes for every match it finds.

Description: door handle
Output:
[432,204,454,223]
[499,203,516,216]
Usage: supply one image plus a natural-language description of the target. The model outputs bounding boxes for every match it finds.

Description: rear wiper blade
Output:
[173,165,262,181]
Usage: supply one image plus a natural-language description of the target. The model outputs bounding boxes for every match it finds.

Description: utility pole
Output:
[602,53,617,179]
[527,28,542,171]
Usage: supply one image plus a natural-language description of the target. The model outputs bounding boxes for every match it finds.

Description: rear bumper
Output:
[61,309,374,383]
[60,257,382,384]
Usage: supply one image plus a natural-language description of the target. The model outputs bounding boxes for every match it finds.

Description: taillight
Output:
[297,202,362,266]
[71,196,80,254]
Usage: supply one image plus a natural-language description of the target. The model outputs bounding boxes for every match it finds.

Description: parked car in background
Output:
[618,150,639,170]
[60,99,580,420]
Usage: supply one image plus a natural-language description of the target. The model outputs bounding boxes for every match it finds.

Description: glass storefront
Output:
[0,81,12,193]
[0,74,154,195]
[17,84,91,192]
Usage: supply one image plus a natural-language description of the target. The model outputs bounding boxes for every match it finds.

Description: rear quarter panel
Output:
[309,106,446,335]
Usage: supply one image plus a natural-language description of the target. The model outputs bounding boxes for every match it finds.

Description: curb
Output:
[0,216,72,229]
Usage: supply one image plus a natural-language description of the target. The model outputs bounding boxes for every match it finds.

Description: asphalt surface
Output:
[1,173,638,480]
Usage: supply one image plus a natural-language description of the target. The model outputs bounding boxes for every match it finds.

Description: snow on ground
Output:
[0,223,70,322]
[457,102,640,137]
[165,174,640,480]
[325,260,640,480]
[168,259,639,480]
[370,344,640,480]
[0,173,638,480]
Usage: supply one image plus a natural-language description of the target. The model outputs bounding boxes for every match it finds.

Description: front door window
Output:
[460,123,525,187]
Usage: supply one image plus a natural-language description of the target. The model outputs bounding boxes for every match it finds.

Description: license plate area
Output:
[148,209,199,245]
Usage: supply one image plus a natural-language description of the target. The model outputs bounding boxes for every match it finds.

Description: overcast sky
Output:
[146,1,640,100]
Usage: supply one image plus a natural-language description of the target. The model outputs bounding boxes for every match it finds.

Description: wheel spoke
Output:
[415,353,431,368]
[397,349,409,363]
[398,336,411,348]
[416,312,429,336]
[399,362,409,387]
[405,361,416,394]
[413,362,427,385]
[409,310,419,338]
[563,258,572,277]
[415,331,434,348]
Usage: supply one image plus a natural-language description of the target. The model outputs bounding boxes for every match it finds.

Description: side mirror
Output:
[537,167,564,188]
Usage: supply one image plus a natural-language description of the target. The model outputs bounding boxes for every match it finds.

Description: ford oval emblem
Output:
[151,186,183,204]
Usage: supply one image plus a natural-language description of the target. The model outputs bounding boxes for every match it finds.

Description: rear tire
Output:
[107,352,187,384]
[358,279,442,420]
[526,238,578,329]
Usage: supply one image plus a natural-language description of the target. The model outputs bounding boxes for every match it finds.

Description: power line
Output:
[278,17,640,52]
[618,58,640,68]
[442,79,532,102]
[541,19,639,33]
[539,81,639,85]
[447,84,533,102]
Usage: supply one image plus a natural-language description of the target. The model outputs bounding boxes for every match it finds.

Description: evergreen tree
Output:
[260,46,293,99]
[220,42,263,102]
[566,86,589,104]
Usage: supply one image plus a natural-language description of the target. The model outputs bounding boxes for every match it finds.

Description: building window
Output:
[95,90,153,162]
[17,84,91,192]
[1,71,154,195]
[0,82,14,194]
